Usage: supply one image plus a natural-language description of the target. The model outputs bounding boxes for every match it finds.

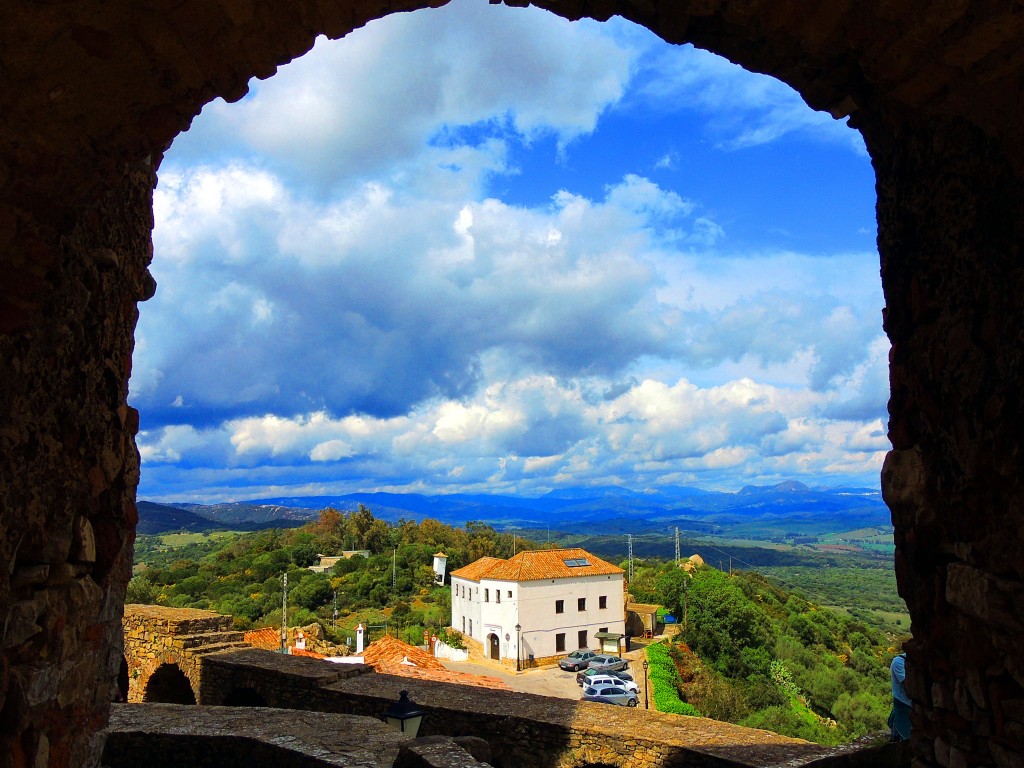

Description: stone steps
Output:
[187,641,254,657]
[176,631,247,649]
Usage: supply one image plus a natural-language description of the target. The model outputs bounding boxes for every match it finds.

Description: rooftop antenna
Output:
[513,532,517,555]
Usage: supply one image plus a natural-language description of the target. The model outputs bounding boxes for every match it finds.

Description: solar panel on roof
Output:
[564,558,591,567]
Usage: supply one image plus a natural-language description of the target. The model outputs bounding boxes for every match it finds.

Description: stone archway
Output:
[3,4,1024,768]
[142,663,197,705]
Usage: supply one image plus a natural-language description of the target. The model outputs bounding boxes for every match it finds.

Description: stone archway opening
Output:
[5,3,1024,768]
[137,0,891,745]
[142,664,197,705]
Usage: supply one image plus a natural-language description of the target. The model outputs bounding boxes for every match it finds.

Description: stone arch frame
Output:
[3,3,1024,768]
[141,662,198,705]
[133,652,202,705]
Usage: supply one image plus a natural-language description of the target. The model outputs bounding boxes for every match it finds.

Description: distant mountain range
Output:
[138,481,890,538]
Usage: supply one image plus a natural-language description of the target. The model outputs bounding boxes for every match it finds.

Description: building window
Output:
[555,599,564,614]
[484,588,489,602]
[599,595,607,609]
[578,629,588,648]
[469,619,473,636]
[496,591,500,604]
[507,590,512,598]
[578,597,586,611]
[600,627,608,634]
[462,616,465,632]
[556,633,566,652]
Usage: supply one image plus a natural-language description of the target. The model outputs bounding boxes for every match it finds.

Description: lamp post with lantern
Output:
[642,659,650,709]
[382,690,426,738]
[515,623,522,672]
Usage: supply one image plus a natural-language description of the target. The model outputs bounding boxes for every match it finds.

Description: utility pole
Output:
[333,590,338,630]
[280,572,288,653]
[392,548,397,589]
[674,527,680,566]
[627,534,634,582]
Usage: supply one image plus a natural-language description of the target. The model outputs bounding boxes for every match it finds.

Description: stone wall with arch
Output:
[2,2,1024,767]
[121,605,248,704]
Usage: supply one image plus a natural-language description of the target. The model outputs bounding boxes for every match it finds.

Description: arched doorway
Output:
[142,663,196,705]
[488,633,500,661]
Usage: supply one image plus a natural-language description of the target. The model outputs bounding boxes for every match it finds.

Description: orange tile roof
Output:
[289,647,326,659]
[450,548,623,583]
[244,627,281,651]
[449,556,504,581]
[360,634,510,690]
[361,634,447,671]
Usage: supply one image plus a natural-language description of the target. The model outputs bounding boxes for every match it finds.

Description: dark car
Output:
[585,654,628,672]
[577,667,635,686]
[582,684,638,707]
[558,649,598,671]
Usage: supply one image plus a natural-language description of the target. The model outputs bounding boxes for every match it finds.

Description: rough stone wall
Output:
[0,161,156,768]
[878,117,1024,768]
[3,3,1024,768]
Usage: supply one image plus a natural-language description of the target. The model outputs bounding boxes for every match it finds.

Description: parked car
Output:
[578,673,639,694]
[576,668,636,686]
[585,654,628,672]
[582,684,638,707]
[558,649,598,671]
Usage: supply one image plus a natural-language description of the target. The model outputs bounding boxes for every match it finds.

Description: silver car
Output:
[582,674,639,693]
[582,684,638,707]
[586,654,629,672]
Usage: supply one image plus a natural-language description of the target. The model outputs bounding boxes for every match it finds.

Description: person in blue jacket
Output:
[888,650,911,741]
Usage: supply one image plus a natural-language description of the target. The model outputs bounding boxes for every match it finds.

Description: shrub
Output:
[647,641,702,717]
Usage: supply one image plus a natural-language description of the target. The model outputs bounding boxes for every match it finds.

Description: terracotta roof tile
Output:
[361,635,447,671]
[449,556,504,582]
[451,548,622,583]
[290,647,326,659]
[244,627,281,651]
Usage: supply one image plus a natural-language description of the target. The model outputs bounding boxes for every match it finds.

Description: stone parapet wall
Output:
[198,647,837,768]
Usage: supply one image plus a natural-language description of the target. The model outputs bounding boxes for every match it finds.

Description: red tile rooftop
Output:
[450,548,622,583]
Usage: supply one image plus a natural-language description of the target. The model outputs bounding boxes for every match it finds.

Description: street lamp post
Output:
[515,623,522,672]
[642,659,650,709]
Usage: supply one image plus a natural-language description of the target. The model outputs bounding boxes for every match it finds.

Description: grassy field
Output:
[154,531,239,546]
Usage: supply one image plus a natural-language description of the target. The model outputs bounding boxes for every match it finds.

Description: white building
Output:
[449,548,625,667]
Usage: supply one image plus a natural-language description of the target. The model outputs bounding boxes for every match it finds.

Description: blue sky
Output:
[131,0,888,503]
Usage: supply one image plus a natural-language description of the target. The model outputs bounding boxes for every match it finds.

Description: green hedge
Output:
[646,641,702,717]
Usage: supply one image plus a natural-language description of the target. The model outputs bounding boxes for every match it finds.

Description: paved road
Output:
[440,641,655,705]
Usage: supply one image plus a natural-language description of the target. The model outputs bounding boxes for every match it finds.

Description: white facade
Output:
[450,551,625,665]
